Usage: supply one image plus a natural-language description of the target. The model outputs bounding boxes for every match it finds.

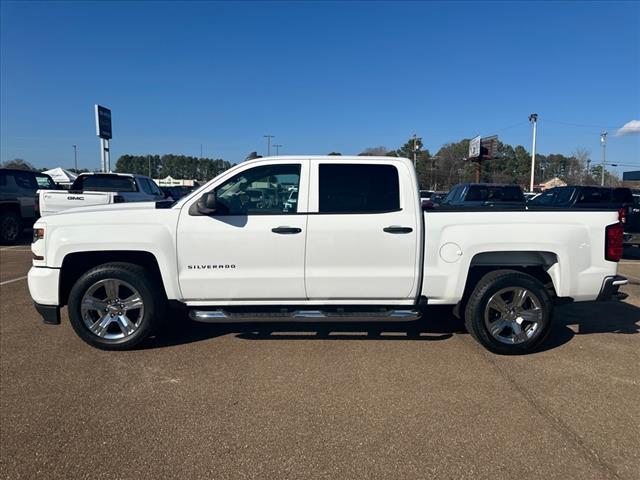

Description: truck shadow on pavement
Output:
[151,301,639,352]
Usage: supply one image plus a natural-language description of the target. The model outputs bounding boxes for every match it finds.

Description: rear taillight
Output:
[605,222,624,262]
[618,208,626,224]
[113,195,125,203]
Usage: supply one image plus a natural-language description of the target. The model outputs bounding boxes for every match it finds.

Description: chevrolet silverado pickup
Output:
[28,156,628,354]
[38,172,165,216]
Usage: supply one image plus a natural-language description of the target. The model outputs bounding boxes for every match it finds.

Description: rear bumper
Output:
[596,275,628,301]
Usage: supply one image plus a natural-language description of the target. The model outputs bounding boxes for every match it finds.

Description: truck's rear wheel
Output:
[68,262,164,350]
[464,270,552,355]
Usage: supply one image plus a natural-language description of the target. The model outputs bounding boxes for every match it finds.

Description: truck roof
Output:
[257,155,411,162]
[78,172,137,177]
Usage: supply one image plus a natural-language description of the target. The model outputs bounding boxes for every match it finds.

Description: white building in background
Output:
[153,175,197,187]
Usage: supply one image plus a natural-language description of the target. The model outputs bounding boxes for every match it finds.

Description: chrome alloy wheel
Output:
[484,287,544,345]
[80,279,144,340]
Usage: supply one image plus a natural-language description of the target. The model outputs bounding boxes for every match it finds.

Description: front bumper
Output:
[28,267,61,324]
[34,303,60,325]
[596,275,628,301]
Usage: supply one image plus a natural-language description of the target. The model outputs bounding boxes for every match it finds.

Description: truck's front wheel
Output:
[68,262,164,350]
[464,270,552,355]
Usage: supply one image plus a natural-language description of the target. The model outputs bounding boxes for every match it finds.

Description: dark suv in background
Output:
[0,169,57,243]
[529,185,640,245]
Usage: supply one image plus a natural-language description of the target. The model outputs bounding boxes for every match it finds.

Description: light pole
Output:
[264,135,274,156]
[600,132,607,186]
[528,113,538,192]
[72,144,77,172]
[412,134,417,169]
[273,144,282,156]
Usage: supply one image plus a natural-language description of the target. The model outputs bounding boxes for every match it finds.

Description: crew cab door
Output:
[305,160,420,300]
[177,161,308,301]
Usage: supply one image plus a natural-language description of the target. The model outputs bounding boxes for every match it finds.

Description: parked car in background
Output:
[419,190,435,208]
[440,183,525,208]
[160,186,193,201]
[529,185,640,245]
[38,173,165,216]
[524,192,540,202]
[0,168,57,243]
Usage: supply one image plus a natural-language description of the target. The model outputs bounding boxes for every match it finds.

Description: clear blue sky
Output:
[1,1,639,174]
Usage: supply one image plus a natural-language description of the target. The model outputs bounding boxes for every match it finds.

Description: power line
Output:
[542,119,627,130]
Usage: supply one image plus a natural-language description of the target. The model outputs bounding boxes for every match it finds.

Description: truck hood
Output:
[51,201,166,217]
[35,201,179,230]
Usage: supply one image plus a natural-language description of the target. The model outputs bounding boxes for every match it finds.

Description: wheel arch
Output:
[453,251,561,318]
[59,251,168,306]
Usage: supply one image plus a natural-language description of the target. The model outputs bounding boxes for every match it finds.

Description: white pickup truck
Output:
[38,172,165,216]
[28,156,628,354]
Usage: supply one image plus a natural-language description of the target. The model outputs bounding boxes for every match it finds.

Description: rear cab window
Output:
[74,175,138,192]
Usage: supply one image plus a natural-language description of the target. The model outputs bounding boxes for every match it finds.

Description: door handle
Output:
[272,226,302,234]
[383,226,413,234]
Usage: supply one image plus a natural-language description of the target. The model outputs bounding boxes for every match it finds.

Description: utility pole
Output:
[264,135,274,156]
[412,134,417,169]
[72,144,77,172]
[528,113,538,192]
[200,144,203,158]
[600,131,607,186]
[148,156,152,178]
[273,144,282,156]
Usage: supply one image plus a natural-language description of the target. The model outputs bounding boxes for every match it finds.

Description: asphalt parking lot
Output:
[1,245,638,480]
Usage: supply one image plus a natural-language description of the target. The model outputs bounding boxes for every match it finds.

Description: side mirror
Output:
[197,192,217,215]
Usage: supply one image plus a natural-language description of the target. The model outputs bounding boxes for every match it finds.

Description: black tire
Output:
[0,211,22,244]
[68,262,165,350]
[464,269,553,355]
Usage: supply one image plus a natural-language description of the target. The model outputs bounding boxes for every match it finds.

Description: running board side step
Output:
[189,309,421,323]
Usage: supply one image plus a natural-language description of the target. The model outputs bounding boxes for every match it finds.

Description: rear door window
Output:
[318,164,400,213]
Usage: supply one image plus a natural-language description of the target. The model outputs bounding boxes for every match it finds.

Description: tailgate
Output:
[39,190,113,216]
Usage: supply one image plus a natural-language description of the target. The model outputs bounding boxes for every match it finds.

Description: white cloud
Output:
[616,120,640,136]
